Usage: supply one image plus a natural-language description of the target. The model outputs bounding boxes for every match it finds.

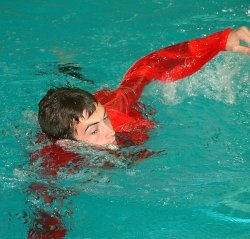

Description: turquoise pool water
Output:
[0,0,250,238]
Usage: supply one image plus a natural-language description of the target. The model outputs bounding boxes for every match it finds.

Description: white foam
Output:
[150,53,248,105]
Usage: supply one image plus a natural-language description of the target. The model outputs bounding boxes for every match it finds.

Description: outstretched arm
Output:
[118,26,250,106]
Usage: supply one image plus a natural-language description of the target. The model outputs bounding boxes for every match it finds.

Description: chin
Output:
[103,141,117,146]
[92,141,119,151]
[112,140,117,145]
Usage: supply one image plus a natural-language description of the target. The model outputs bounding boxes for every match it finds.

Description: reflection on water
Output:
[202,188,250,223]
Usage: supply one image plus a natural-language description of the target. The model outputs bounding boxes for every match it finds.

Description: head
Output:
[38,87,116,146]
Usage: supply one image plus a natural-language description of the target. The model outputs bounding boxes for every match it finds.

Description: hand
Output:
[226,26,250,54]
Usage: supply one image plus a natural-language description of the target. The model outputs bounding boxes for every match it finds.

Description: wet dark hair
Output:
[38,87,97,140]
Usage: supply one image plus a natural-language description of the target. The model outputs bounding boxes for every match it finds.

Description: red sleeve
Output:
[116,28,232,107]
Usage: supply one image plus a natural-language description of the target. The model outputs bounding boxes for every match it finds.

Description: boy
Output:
[35,27,250,172]
[29,27,250,238]
[38,26,250,148]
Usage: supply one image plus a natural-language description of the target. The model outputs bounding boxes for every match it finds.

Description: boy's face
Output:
[74,103,116,146]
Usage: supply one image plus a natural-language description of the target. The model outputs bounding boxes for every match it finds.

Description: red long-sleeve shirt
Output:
[32,28,232,173]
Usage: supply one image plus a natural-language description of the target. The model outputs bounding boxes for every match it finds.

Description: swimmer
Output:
[29,27,250,237]
[37,26,250,164]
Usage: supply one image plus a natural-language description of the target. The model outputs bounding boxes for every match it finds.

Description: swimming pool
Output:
[0,0,249,238]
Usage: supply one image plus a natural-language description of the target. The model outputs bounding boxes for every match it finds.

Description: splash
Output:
[151,53,248,105]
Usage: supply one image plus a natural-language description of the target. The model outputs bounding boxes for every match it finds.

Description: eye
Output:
[91,129,98,135]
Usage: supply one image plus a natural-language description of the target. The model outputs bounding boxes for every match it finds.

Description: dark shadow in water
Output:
[34,62,94,84]
[57,63,94,84]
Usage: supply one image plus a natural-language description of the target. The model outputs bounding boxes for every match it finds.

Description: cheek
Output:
[87,134,104,145]
[74,123,86,141]
[75,129,85,141]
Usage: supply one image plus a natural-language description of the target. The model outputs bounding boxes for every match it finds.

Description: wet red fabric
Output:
[94,28,232,145]
[28,210,67,239]
[33,28,232,167]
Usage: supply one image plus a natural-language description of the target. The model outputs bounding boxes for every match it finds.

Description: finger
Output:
[233,45,250,54]
[241,26,250,36]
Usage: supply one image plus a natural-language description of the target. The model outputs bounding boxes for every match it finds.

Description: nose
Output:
[106,124,115,138]
[102,121,115,138]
